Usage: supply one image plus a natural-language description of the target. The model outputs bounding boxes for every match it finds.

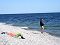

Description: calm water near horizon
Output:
[0,13,60,37]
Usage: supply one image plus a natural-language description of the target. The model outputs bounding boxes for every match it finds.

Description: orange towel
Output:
[7,32,16,37]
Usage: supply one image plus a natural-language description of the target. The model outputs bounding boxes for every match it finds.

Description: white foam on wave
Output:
[20,27,28,29]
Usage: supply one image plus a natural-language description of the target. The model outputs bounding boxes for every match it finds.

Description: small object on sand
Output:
[1,32,7,34]
[21,36,25,39]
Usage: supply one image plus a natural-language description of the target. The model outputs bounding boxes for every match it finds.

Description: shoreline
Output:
[0,23,60,45]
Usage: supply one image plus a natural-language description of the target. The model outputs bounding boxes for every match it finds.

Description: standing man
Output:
[40,18,45,33]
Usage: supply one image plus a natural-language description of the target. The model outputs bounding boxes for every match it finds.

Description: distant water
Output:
[0,13,60,37]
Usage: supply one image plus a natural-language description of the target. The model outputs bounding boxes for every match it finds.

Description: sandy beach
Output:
[0,23,60,45]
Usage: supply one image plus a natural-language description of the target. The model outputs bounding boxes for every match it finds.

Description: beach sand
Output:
[0,23,60,45]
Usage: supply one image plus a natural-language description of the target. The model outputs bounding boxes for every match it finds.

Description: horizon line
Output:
[0,12,60,14]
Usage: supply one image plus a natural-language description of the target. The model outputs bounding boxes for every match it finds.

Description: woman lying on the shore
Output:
[1,32,25,39]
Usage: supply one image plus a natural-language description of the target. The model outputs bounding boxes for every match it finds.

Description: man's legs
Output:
[41,26,44,33]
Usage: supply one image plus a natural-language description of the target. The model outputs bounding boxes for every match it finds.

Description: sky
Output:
[0,0,60,14]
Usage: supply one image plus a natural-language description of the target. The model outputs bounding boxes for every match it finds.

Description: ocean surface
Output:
[0,13,60,37]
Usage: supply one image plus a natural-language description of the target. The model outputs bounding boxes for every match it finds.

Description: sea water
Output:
[0,13,60,37]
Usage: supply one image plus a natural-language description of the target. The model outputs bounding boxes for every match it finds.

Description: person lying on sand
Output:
[1,32,25,39]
